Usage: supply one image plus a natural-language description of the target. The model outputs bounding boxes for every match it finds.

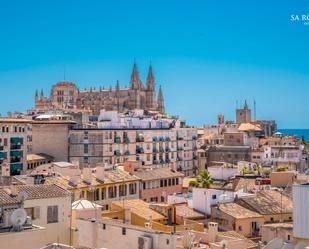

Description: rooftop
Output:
[111,199,164,221]
[132,168,184,181]
[26,153,53,162]
[238,123,262,132]
[217,203,262,219]
[237,190,293,215]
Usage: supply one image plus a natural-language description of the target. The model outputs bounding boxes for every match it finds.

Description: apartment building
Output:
[69,127,198,176]
[0,118,32,175]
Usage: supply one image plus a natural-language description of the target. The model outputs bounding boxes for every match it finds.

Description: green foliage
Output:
[189,170,213,189]
[276,167,287,172]
[263,168,271,176]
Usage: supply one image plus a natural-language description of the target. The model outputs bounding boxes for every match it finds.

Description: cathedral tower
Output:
[157,85,165,114]
[146,64,156,110]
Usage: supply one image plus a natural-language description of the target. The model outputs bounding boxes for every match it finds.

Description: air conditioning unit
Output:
[138,236,153,249]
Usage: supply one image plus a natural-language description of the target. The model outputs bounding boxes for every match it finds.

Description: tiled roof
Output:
[218,231,258,249]
[15,184,71,200]
[175,204,204,219]
[132,168,184,181]
[237,190,293,215]
[111,199,164,221]
[238,123,262,132]
[0,189,19,205]
[217,203,262,219]
[46,169,139,189]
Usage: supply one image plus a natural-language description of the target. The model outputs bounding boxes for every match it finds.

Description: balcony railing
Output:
[114,137,121,144]
[136,147,144,154]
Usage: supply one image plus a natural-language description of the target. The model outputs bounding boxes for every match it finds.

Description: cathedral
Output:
[34,63,165,115]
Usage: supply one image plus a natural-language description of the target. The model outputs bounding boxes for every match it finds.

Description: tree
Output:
[196,170,213,188]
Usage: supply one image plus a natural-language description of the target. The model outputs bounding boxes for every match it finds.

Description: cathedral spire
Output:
[130,62,143,90]
[116,80,120,91]
[35,90,39,102]
[146,64,155,91]
[157,85,165,114]
[40,89,44,100]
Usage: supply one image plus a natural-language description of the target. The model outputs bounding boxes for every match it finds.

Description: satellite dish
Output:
[18,191,28,203]
[10,208,27,230]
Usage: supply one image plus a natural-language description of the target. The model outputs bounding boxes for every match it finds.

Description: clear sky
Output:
[0,0,309,128]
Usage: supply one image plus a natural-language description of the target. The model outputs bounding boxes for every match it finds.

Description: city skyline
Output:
[1,0,309,128]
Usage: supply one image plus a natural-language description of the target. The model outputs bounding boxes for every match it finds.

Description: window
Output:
[25,207,40,220]
[160,180,163,187]
[270,217,274,222]
[161,196,165,202]
[47,206,58,223]
[119,184,127,197]
[287,235,290,241]
[84,144,89,154]
[102,224,106,230]
[176,178,179,185]
[212,195,217,200]
[101,188,106,200]
[238,226,242,231]
[122,227,126,235]
[108,186,117,198]
[166,239,169,245]
[129,183,137,195]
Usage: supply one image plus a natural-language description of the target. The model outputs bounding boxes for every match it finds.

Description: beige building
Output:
[0,184,72,249]
[261,223,293,244]
[211,203,264,238]
[35,63,165,114]
[69,127,198,176]
[0,118,32,175]
[32,119,75,162]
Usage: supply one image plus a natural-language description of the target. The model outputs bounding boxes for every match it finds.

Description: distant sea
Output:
[278,129,309,141]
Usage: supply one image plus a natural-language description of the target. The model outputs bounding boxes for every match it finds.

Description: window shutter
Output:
[47,206,53,223]
[34,206,40,219]
[53,206,58,223]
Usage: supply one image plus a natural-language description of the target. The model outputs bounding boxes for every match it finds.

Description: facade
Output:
[0,118,32,175]
[211,203,264,237]
[0,184,71,248]
[69,127,198,176]
[128,166,184,203]
[206,146,251,165]
[47,164,140,209]
[35,64,165,115]
[32,119,75,162]
[293,184,309,245]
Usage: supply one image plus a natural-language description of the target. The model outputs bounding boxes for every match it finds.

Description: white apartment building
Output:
[0,118,32,176]
[69,127,198,176]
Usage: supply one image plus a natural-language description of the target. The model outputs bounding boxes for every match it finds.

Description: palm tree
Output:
[196,170,213,188]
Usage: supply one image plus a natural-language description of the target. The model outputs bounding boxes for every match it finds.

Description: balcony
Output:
[10,163,23,175]
[10,137,23,145]
[10,157,22,163]
[124,150,130,156]
[177,136,184,141]
[153,160,159,165]
[177,166,182,172]
[193,145,197,150]
[165,158,170,163]
[114,150,121,156]
[159,146,164,153]
[152,137,158,142]
[10,150,23,157]
[0,145,4,151]
[160,159,165,164]
[136,137,144,143]
[114,137,122,144]
[192,135,197,140]
[177,157,183,161]
[10,144,22,150]
[123,137,130,144]
[159,136,164,142]
[165,137,171,141]
[136,146,144,154]
[193,155,197,160]
[165,147,170,152]
[153,147,158,153]
[177,146,183,151]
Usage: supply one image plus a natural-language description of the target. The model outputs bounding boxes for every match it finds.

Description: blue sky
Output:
[0,0,309,128]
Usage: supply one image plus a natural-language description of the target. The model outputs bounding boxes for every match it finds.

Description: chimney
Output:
[96,163,105,182]
[208,222,218,243]
[82,165,93,184]
[1,160,10,177]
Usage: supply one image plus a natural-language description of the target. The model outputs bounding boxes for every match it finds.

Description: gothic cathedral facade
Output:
[35,63,165,115]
